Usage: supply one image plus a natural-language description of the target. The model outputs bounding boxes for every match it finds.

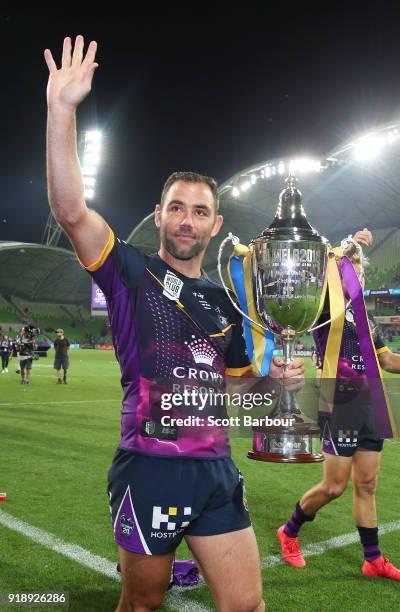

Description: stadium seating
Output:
[0,294,111,343]
[364,229,400,290]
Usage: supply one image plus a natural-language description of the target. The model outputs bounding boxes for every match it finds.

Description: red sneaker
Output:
[277,525,306,567]
[362,556,400,580]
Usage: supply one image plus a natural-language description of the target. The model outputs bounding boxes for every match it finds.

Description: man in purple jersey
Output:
[45,36,304,611]
[277,230,400,581]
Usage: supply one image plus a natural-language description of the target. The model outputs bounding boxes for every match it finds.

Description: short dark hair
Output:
[160,171,219,212]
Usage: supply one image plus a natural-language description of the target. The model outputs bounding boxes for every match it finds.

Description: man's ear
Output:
[154,203,161,229]
[211,214,223,238]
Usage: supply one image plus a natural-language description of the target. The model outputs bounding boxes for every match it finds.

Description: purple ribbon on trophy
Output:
[341,256,395,438]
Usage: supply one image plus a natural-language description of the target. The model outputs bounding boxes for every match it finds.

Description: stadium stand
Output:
[0,296,109,343]
[364,229,400,290]
[0,242,111,343]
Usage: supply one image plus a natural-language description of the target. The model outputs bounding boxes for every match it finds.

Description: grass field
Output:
[1,349,400,611]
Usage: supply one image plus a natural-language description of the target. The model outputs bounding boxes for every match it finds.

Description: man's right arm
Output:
[45,35,109,267]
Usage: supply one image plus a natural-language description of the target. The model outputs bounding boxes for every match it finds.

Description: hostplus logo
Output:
[151,506,191,539]
[338,430,358,444]
[184,335,217,366]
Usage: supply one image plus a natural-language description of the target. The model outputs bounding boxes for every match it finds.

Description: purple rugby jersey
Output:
[314,304,390,442]
[313,306,387,383]
[86,229,252,458]
[0,338,13,354]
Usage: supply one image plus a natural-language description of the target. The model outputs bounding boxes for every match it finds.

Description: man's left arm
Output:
[371,319,400,373]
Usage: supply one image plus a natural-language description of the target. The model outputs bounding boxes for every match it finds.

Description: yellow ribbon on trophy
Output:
[227,243,275,376]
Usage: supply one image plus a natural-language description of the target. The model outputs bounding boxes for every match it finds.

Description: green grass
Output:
[1,351,400,611]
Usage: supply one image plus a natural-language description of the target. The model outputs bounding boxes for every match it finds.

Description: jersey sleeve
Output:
[224,312,253,376]
[81,226,147,302]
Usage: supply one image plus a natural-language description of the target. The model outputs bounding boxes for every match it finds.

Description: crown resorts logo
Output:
[184,335,217,367]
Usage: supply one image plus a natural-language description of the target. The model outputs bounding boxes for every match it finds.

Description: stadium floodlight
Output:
[85,141,102,154]
[387,129,400,144]
[228,156,323,200]
[82,165,97,177]
[353,133,385,161]
[289,158,322,173]
[83,153,100,166]
[85,130,102,143]
[80,129,103,202]
[42,128,103,246]
[84,188,95,200]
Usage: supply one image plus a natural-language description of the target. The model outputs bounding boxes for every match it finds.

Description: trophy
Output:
[221,174,328,462]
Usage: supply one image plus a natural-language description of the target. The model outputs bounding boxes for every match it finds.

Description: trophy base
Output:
[247,450,324,463]
[248,426,324,464]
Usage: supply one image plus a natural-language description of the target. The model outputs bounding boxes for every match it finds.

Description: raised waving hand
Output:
[44,35,98,109]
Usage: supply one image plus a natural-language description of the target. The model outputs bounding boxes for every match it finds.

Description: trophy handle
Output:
[309,235,363,332]
[217,233,270,332]
[217,232,363,336]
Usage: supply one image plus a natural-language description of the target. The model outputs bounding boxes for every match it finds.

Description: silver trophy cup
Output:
[248,175,327,462]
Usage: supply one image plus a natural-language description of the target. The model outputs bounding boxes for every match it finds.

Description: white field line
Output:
[0,510,119,579]
[0,510,209,612]
[1,512,400,610]
[262,519,400,568]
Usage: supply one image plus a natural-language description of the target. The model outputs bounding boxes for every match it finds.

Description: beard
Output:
[162,229,207,261]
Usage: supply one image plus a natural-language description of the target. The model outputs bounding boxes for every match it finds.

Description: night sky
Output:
[1,10,400,247]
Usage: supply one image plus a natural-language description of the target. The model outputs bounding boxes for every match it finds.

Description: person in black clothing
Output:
[16,326,37,384]
[53,329,70,384]
[1,335,13,373]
